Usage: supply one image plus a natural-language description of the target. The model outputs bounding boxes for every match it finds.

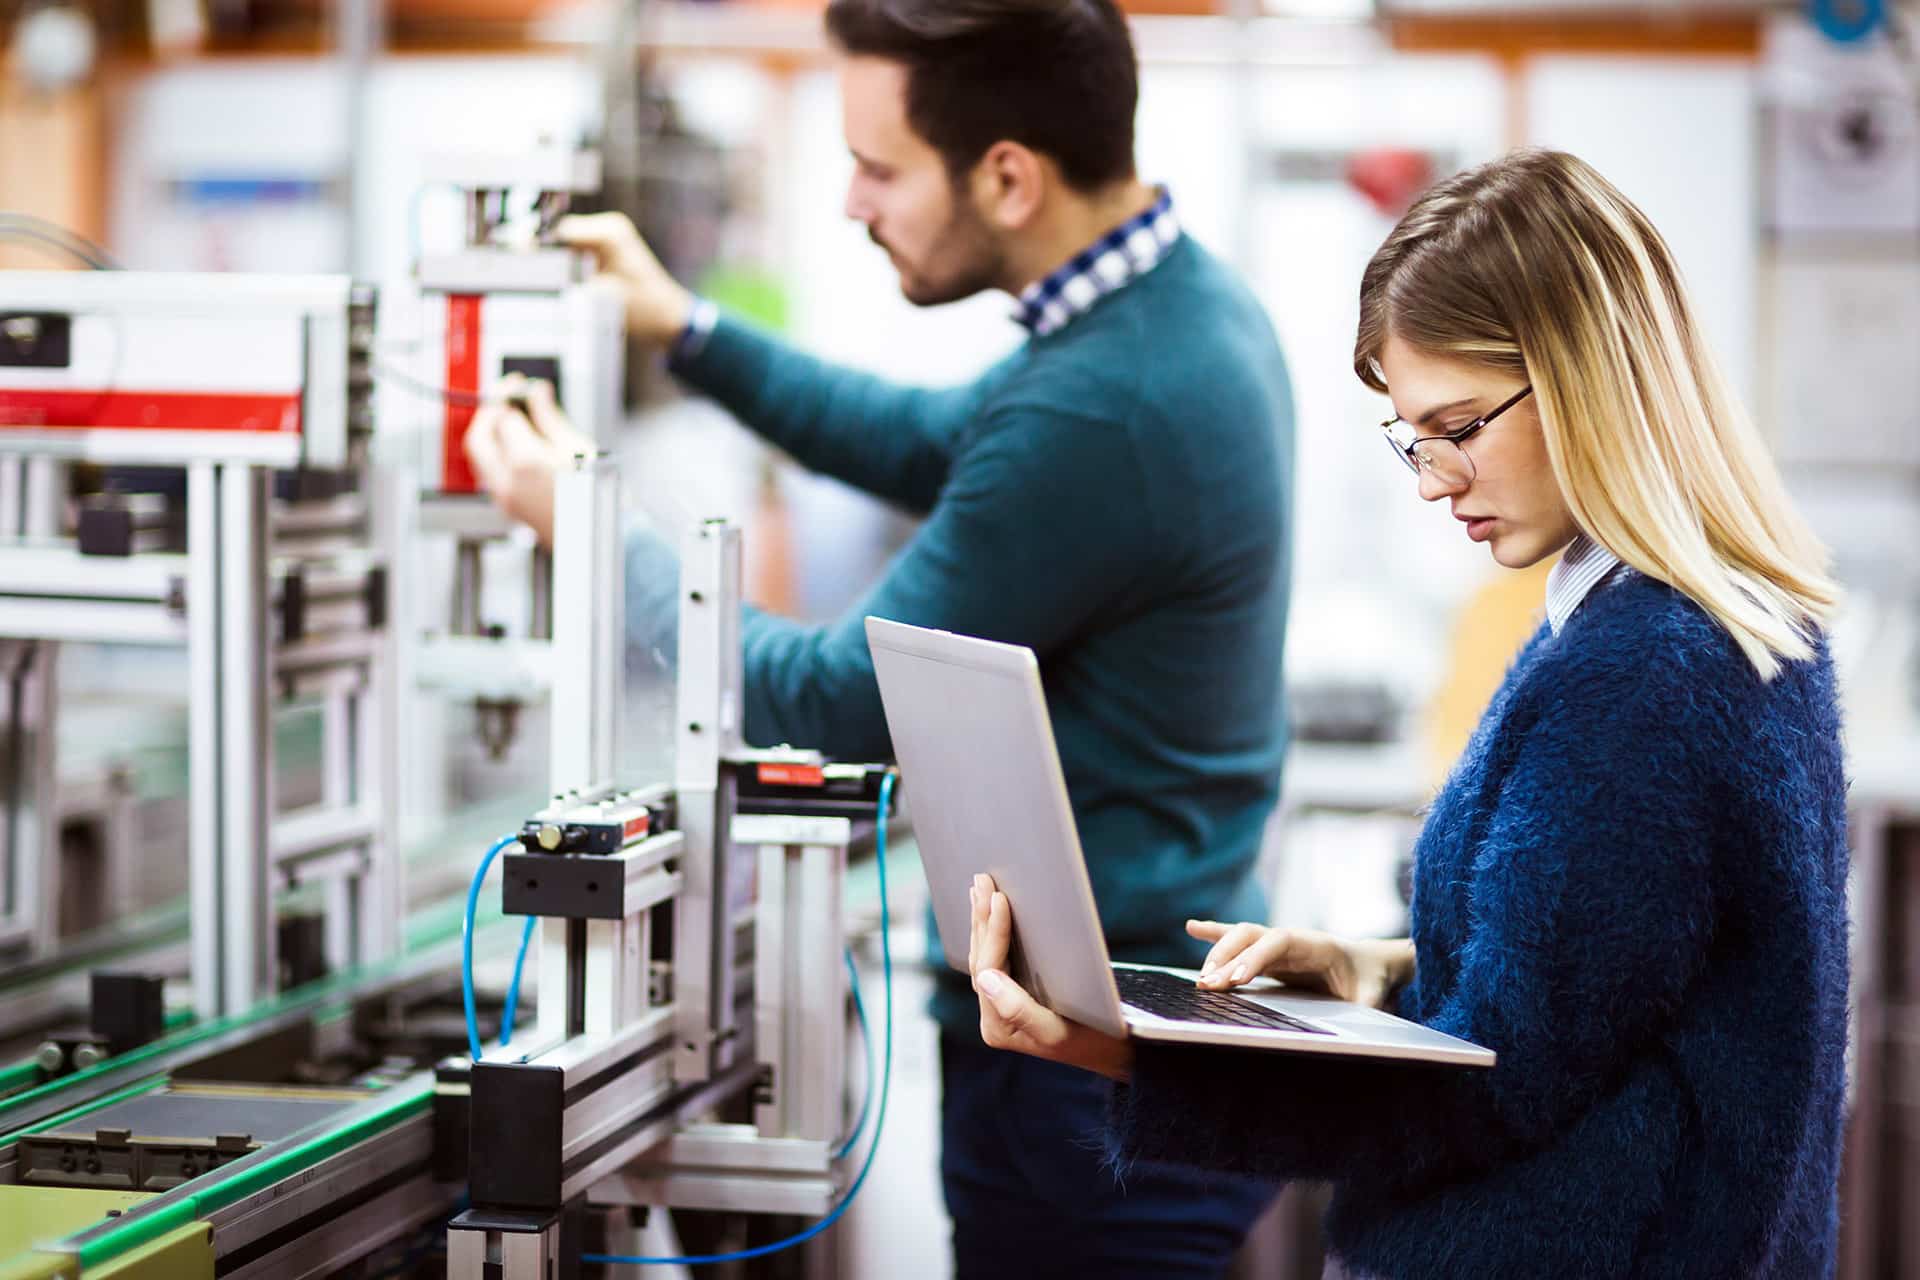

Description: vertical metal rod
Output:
[753,841,787,1137]
[452,538,484,635]
[187,462,224,1019]
[0,457,24,537]
[796,841,844,1143]
[529,544,553,641]
[1,642,35,924]
[22,458,60,539]
[334,0,383,278]
[323,684,353,810]
[24,646,58,958]
[354,458,402,971]
[1227,0,1260,275]
[673,521,742,1081]
[219,465,275,1012]
[567,919,588,1039]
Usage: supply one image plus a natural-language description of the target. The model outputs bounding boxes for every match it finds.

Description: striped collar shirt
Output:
[1546,533,1626,635]
[1012,187,1181,338]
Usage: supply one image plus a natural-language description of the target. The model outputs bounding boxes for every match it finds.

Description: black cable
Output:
[0,212,121,270]
[0,226,113,271]
[370,361,488,410]
[0,211,122,267]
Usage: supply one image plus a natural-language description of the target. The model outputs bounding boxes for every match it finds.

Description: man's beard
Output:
[877,199,1004,308]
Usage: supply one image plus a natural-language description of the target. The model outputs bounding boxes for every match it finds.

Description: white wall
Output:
[1525,56,1759,405]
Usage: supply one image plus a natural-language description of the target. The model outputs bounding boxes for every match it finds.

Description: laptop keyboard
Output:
[1113,966,1332,1035]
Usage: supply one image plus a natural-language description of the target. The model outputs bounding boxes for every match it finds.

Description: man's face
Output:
[839,55,1004,306]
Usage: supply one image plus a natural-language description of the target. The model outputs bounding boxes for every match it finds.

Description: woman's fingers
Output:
[1186,919,1227,942]
[1204,928,1306,989]
[975,966,1068,1054]
[968,875,1010,981]
[1198,921,1267,980]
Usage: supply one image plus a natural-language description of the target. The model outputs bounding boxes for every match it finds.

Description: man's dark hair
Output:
[824,0,1138,194]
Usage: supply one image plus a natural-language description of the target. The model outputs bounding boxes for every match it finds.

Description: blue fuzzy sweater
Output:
[1108,572,1850,1278]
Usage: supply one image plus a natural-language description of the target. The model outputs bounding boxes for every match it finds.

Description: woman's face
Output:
[1377,335,1579,570]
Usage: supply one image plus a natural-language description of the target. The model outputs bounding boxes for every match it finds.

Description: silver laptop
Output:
[866,616,1493,1068]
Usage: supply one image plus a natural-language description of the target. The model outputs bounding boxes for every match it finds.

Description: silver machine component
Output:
[446,485,871,1276]
[0,148,875,1280]
[0,272,400,1016]
[401,141,626,772]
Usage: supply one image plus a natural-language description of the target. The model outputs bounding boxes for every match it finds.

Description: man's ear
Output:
[972,140,1048,231]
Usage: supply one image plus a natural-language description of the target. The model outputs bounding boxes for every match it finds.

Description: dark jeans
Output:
[940,1028,1278,1280]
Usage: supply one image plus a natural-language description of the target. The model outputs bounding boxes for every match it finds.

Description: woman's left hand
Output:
[969,873,1135,1081]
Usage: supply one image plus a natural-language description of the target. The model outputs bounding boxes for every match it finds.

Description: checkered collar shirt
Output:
[1012,187,1181,338]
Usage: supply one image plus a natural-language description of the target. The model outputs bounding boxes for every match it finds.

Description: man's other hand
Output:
[554,212,695,347]
[464,374,594,547]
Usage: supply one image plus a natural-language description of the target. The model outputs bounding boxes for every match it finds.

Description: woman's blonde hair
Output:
[1354,148,1838,681]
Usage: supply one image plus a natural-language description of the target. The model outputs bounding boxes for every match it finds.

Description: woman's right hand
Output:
[1186,921,1415,1011]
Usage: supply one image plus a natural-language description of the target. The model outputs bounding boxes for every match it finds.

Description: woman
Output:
[966,148,1849,1279]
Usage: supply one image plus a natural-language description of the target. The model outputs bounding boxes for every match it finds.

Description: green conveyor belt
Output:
[60,1085,434,1268]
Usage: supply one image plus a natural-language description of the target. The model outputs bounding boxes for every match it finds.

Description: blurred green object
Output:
[698,265,792,335]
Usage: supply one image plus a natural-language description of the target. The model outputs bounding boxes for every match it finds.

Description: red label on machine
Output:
[441,293,482,493]
[0,389,302,433]
[757,763,826,787]
[623,814,651,841]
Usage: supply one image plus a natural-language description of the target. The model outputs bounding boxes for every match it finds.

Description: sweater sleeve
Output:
[669,312,1018,514]
[1107,650,1730,1187]
[731,403,1155,759]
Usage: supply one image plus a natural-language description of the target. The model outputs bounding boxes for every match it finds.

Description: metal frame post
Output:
[673,520,745,1082]
[188,463,225,1018]
[219,464,275,1012]
[743,815,850,1144]
[537,452,626,1045]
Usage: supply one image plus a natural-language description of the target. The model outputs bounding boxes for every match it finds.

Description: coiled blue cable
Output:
[500,915,538,1048]
[583,768,899,1269]
[834,947,875,1162]
[461,833,524,1064]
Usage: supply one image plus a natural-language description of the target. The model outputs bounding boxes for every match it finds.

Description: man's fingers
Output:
[492,408,548,468]
[553,212,636,264]
[521,379,592,456]
[464,407,508,494]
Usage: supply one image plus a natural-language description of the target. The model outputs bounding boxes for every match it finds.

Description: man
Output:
[466,1,1294,1274]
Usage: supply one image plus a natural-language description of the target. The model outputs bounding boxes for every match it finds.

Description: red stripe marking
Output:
[0,389,302,434]
[442,294,482,494]
[623,814,651,841]
[757,763,826,787]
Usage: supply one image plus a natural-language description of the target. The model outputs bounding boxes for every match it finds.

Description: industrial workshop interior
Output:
[0,0,1916,1275]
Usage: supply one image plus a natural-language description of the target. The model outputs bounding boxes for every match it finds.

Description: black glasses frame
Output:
[1382,384,1534,479]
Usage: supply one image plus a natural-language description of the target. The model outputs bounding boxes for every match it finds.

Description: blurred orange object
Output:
[0,77,104,271]
[1347,147,1437,220]
[386,0,568,22]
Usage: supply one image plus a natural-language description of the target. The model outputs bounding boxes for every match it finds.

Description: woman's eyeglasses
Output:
[1381,385,1533,489]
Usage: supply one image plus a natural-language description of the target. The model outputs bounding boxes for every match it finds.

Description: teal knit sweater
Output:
[631,237,1294,1022]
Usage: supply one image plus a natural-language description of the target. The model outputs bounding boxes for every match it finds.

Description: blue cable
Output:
[1810,0,1886,42]
[500,915,538,1047]
[834,947,875,1162]
[462,833,524,1064]
[584,769,898,1269]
